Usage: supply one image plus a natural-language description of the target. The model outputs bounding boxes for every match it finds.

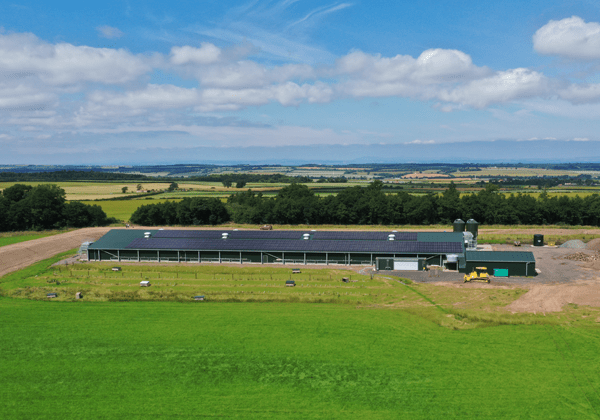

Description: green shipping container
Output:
[494,268,509,277]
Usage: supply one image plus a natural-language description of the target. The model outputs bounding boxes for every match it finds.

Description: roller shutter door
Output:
[394,261,419,271]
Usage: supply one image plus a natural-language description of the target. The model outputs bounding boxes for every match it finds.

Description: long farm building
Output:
[87,229,536,277]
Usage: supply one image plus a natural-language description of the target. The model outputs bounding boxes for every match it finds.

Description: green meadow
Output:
[2,253,600,418]
[1,298,600,419]
[0,230,71,247]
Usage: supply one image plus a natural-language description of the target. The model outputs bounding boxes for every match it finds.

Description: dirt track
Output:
[0,228,111,278]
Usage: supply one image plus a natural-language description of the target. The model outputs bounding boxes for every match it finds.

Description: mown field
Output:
[0,230,71,247]
[1,252,600,418]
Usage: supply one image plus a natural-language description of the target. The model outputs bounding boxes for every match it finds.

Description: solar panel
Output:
[126,237,463,254]
[153,230,421,242]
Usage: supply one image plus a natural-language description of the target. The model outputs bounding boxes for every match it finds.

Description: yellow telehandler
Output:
[464,267,490,283]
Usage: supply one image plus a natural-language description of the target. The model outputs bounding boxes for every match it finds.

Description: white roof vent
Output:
[388,234,395,241]
[222,232,229,239]
[144,232,151,238]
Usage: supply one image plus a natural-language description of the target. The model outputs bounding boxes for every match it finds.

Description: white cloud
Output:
[533,16,600,60]
[558,83,600,104]
[437,68,550,108]
[96,25,124,39]
[82,80,333,115]
[572,137,589,141]
[170,43,221,65]
[0,32,153,85]
[406,139,435,144]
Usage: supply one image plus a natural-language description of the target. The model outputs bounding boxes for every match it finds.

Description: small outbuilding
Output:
[463,251,536,277]
[47,293,58,298]
[292,269,301,274]
[112,267,122,272]
[285,280,296,287]
[140,280,151,287]
[75,292,83,299]
[194,295,205,301]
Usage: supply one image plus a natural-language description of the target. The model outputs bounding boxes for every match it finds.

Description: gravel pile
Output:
[586,238,600,251]
[559,239,587,249]
[564,252,600,262]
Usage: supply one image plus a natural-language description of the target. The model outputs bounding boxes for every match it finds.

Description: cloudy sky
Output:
[1,0,600,164]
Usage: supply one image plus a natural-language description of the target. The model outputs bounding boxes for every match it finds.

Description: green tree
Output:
[136,184,142,191]
[235,181,247,188]
[23,184,66,230]
[3,184,33,202]
[122,186,128,193]
[222,180,232,188]
[168,182,178,191]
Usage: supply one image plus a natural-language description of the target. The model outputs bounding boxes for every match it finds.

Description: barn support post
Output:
[370,253,373,265]
[219,251,221,263]
[261,252,263,264]
[304,252,306,265]
[440,255,442,266]
[348,253,350,266]
[178,251,180,263]
[118,250,120,262]
[282,252,285,265]
[198,251,201,262]
[157,251,160,262]
[240,251,242,264]
[137,250,140,262]
[326,253,328,265]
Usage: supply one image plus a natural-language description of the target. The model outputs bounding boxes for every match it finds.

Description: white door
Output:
[393,261,419,271]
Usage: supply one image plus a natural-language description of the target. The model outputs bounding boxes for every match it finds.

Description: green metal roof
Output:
[88,229,158,250]
[465,251,535,263]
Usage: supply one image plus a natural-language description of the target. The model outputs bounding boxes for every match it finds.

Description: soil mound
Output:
[586,238,600,251]
[560,239,586,248]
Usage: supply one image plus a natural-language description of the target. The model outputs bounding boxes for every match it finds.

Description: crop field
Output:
[452,167,600,177]
[1,254,600,418]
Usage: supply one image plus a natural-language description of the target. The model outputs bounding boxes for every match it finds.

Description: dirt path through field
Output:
[0,227,112,278]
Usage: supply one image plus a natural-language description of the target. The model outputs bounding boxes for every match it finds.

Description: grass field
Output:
[0,230,71,247]
[2,253,600,418]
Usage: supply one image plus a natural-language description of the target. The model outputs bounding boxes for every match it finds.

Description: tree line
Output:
[130,181,600,226]
[0,184,116,231]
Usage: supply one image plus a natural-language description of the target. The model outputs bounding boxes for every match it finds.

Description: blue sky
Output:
[1,0,600,164]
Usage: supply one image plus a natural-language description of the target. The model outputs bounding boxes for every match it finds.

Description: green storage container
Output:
[494,268,509,277]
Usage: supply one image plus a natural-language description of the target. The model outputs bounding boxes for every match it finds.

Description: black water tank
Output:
[533,234,544,246]
[453,219,465,233]
[466,219,479,239]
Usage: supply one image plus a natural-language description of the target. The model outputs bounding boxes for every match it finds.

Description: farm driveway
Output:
[0,227,112,278]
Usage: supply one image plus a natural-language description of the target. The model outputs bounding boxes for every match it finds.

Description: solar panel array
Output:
[126,237,463,254]
[153,230,419,241]
[311,231,417,241]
